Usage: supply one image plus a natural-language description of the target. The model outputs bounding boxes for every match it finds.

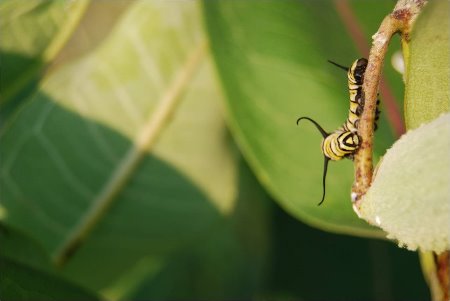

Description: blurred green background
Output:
[0,0,430,300]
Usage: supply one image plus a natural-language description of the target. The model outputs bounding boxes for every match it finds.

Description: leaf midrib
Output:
[51,40,208,267]
[1,0,90,107]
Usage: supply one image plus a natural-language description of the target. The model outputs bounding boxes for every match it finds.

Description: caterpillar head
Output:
[297,117,361,205]
[328,58,368,83]
[322,131,360,161]
[350,58,368,82]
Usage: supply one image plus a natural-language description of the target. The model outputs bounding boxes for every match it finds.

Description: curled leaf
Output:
[360,113,450,253]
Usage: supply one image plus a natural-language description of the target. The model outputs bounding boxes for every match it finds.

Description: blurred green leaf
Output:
[404,0,449,130]
[350,0,405,136]
[203,1,395,237]
[126,162,271,300]
[51,1,133,67]
[263,204,428,300]
[0,224,52,272]
[0,256,98,301]
[0,1,268,295]
[0,0,89,117]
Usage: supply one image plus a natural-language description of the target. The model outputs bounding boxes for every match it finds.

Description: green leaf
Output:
[124,163,271,300]
[51,1,133,67]
[361,0,450,254]
[203,1,396,237]
[0,256,98,301]
[265,207,428,300]
[0,0,260,293]
[0,224,97,300]
[0,224,52,272]
[0,0,89,116]
[404,0,450,130]
[360,113,450,253]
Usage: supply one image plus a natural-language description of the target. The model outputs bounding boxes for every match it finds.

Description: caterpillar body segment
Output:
[297,58,380,206]
[322,130,360,161]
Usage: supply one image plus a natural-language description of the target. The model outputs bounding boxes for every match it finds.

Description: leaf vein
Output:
[51,39,208,266]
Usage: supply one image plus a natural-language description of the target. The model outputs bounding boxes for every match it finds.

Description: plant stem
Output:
[420,251,450,301]
[349,1,450,300]
[435,251,450,301]
[333,0,405,138]
[351,0,427,210]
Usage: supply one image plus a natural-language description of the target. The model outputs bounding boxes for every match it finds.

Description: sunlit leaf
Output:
[0,0,89,117]
[0,1,270,294]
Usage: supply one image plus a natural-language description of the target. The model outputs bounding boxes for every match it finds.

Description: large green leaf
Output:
[0,256,98,301]
[0,1,269,294]
[0,0,89,116]
[404,0,449,130]
[361,113,450,253]
[264,206,428,300]
[0,224,52,272]
[0,225,98,300]
[203,1,399,237]
[124,163,271,300]
[359,0,450,253]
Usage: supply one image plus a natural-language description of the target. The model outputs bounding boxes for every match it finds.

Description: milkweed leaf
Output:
[361,113,450,253]
[203,0,400,237]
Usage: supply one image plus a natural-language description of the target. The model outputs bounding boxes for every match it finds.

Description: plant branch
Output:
[349,1,450,299]
[333,0,405,138]
[351,0,427,211]
[420,251,450,301]
[435,251,450,301]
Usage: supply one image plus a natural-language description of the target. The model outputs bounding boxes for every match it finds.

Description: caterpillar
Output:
[297,58,380,206]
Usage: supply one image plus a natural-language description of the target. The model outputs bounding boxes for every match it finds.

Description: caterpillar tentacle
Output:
[296,58,381,205]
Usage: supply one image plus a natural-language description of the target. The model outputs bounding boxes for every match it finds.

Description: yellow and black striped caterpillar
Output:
[297,58,380,205]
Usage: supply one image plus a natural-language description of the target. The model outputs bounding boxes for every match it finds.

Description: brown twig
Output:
[349,2,450,299]
[351,0,427,211]
[350,4,450,300]
[421,251,450,301]
[333,0,405,138]
[340,3,450,300]
[435,251,450,301]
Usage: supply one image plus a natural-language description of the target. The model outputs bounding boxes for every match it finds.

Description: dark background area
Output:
[265,202,428,300]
